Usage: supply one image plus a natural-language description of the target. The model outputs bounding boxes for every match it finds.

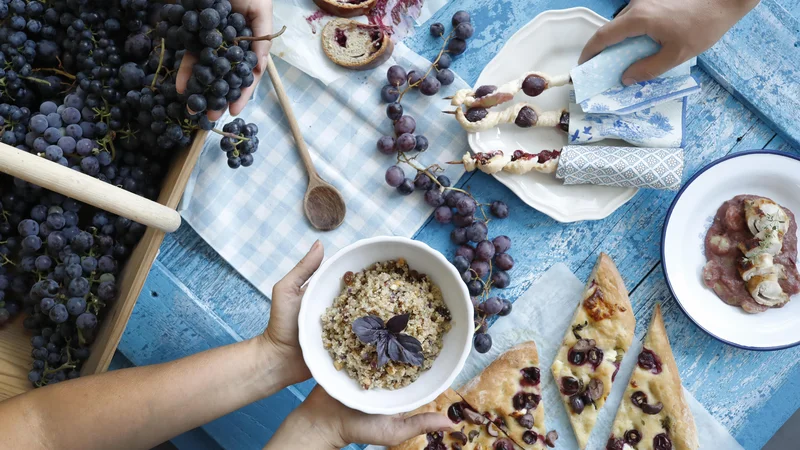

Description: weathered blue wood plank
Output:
[697,0,800,149]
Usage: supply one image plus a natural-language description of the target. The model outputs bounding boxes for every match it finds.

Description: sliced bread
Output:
[312,0,377,18]
[321,18,394,71]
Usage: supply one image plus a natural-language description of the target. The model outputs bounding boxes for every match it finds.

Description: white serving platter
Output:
[662,151,800,350]
[468,7,637,223]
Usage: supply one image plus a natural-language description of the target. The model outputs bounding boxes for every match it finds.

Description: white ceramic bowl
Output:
[298,236,474,415]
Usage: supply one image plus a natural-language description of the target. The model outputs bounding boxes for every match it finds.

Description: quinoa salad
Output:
[321,259,452,390]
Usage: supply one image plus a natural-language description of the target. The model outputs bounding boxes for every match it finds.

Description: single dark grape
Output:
[453,255,470,273]
[397,178,415,195]
[455,22,474,39]
[385,165,404,187]
[467,278,484,296]
[414,135,429,152]
[466,221,488,242]
[448,38,467,55]
[437,175,451,187]
[482,296,503,316]
[414,172,433,190]
[455,244,475,261]
[407,70,423,86]
[437,53,452,69]
[453,213,474,228]
[434,206,452,224]
[470,260,489,278]
[396,133,416,152]
[386,102,403,121]
[377,136,396,155]
[491,200,509,218]
[495,253,514,271]
[424,189,445,207]
[492,270,510,288]
[498,299,513,316]
[451,227,468,244]
[474,333,492,353]
[394,115,416,134]
[48,304,68,324]
[493,235,512,254]
[419,77,441,96]
[387,65,407,86]
[436,68,455,86]
[429,22,445,37]
[381,85,400,103]
[455,196,476,215]
[475,240,495,261]
[452,10,471,26]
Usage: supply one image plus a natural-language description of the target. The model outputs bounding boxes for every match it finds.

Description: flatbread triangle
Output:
[605,304,698,450]
[550,253,636,449]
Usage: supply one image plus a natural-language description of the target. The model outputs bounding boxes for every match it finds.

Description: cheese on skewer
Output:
[453,103,567,133]
[449,72,571,108]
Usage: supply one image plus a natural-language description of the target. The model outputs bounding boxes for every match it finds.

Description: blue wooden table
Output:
[110,1,800,449]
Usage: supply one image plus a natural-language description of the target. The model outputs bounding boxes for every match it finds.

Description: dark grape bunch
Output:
[379,12,512,354]
[220,118,259,168]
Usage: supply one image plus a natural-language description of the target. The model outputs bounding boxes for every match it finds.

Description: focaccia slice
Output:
[459,341,556,449]
[389,388,505,450]
[551,253,635,449]
[605,304,698,450]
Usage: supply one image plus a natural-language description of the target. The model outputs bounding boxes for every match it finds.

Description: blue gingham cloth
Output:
[179,43,467,296]
[571,36,699,115]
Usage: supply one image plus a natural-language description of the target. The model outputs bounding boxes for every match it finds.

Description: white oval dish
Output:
[298,236,474,414]
[468,7,637,222]
[662,151,800,350]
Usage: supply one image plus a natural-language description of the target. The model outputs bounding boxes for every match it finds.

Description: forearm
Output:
[264,404,339,450]
[0,336,304,450]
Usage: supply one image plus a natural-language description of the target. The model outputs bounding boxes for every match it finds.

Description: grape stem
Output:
[396,31,454,104]
[150,38,166,90]
[211,128,249,142]
[32,67,76,80]
[234,25,287,44]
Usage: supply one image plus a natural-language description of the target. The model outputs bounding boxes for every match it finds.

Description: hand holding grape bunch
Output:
[176,0,275,121]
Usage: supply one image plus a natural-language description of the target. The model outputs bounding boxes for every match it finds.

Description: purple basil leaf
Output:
[396,333,424,366]
[376,335,390,368]
[386,334,406,363]
[386,313,410,333]
[352,315,385,344]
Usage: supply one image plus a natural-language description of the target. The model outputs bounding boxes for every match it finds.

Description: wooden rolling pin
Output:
[0,142,181,233]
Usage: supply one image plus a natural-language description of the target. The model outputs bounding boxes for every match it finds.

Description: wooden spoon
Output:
[264,54,346,231]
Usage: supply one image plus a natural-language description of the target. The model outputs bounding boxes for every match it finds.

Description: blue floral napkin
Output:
[556,145,685,191]
[571,36,699,115]
[568,88,686,148]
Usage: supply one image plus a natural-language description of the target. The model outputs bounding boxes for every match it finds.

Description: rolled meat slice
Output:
[744,197,790,240]
[746,272,790,307]
[738,253,785,282]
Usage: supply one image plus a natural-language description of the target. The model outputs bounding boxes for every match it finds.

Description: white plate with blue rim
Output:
[662,150,800,350]
[467,7,637,223]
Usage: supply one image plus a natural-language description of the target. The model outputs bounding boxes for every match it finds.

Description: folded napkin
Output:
[366,264,745,450]
[569,88,686,148]
[556,145,684,191]
[179,43,467,296]
[571,36,699,115]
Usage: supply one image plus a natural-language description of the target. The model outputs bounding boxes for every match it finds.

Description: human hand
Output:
[579,0,759,85]
[176,0,275,121]
[261,240,324,384]
[268,386,453,449]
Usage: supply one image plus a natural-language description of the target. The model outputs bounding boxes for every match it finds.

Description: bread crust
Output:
[643,304,699,450]
[551,252,635,449]
[313,0,377,18]
[320,19,394,71]
[390,342,547,450]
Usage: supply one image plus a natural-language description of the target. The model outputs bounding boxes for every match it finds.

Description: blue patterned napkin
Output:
[568,88,685,148]
[178,44,467,296]
[571,36,699,114]
[556,145,684,191]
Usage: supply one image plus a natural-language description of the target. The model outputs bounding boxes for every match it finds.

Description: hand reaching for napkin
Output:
[176,0,275,121]
[579,0,759,85]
